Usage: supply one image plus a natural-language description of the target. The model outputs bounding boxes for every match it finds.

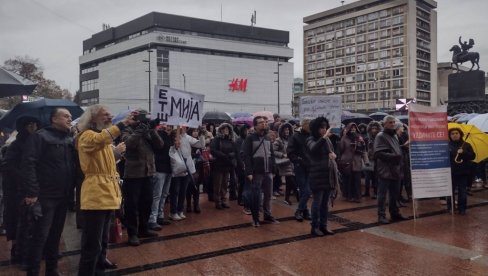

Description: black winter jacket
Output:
[242,132,275,175]
[306,136,332,191]
[21,126,76,199]
[154,130,173,173]
[449,140,475,176]
[287,130,311,171]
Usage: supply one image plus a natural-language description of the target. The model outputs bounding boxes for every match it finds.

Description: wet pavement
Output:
[1,188,488,275]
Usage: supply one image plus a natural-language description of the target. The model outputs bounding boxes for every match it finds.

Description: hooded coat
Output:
[339,123,369,172]
[273,123,294,176]
[306,117,332,191]
[210,123,241,171]
[366,121,382,161]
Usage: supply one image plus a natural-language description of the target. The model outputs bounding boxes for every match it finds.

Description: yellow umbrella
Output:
[448,123,488,163]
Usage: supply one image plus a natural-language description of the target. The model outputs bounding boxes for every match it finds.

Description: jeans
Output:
[294,164,311,212]
[250,173,273,221]
[149,172,172,223]
[78,210,112,276]
[27,198,68,275]
[447,175,468,212]
[311,189,331,228]
[377,178,401,218]
[170,175,190,214]
[122,177,153,237]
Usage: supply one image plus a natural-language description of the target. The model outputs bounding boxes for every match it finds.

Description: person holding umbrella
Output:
[447,127,476,215]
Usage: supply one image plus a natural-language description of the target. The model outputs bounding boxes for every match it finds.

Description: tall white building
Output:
[303,0,437,112]
[79,12,293,114]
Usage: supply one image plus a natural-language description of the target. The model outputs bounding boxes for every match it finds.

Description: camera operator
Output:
[121,109,163,246]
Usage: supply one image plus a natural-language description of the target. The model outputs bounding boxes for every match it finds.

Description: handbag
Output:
[109,218,123,244]
[169,146,188,175]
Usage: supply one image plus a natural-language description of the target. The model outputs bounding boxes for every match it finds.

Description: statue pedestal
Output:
[447,70,488,115]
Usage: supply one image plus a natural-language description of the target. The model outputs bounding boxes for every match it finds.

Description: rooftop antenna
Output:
[341,1,345,6]
[251,10,256,26]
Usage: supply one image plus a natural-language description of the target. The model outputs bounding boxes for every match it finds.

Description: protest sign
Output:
[409,104,452,199]
[299,95,342,133]
[152,86,204,128]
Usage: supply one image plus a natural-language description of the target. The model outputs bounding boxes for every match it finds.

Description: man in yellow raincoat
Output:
[76,104,134,276]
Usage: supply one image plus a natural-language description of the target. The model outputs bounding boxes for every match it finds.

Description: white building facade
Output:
[303,0,437,112]
[79,12,293,114]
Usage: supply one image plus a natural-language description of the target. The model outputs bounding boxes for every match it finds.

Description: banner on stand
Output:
[409,104,452,199]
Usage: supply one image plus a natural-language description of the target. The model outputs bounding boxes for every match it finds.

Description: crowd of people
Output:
[0,105,482,275]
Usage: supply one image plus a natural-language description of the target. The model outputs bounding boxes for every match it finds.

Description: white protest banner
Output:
[409,104,452,199]
[299,95,342,133]
[152,86,205,128]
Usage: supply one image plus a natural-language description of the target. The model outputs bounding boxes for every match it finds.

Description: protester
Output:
[1,117,40,267]
[273,123,298,205]
[267,131,282,197]
[306,117,335,236]
[243,116,279,227]
[149,124,173,230]
[269,113,281,131]
[186,127,204,213]
[373,115,408,224]
[121,109,163,246]
[22,108,76,276]
[447,128,476,214]
[339,123,369,202]
[364,121,381,198]
[287,119,312,222]
[168,126,205,221]
[209,123,240,209]
[395,122,411,207]
[235,124,250,212]
[76,105,132,275]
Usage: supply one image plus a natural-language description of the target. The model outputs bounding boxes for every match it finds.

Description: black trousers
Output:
[122,177,153,237]
[27,197,68,275]
[78,210,112,276]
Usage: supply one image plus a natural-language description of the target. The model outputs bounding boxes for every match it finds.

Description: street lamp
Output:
[142,48,154,112]
[182,74,186,91]
[274,62,283,114]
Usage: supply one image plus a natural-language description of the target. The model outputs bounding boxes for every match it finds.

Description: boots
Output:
[294,210,304,222]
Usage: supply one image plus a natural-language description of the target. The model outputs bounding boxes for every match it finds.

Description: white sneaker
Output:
[178,212,186,219]
[170,213,181,221]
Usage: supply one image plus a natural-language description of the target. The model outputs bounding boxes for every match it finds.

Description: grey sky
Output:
[1,0,487,93]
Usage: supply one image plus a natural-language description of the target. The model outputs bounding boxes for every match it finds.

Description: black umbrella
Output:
[0,98,84,130]
[369,112,389,121]
[0,68,37,98]
[202,111,232,125]
[342,113,372,125]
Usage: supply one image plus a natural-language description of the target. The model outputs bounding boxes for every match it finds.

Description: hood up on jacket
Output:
[344,122,358,135]
[216,123,237,141]
[367,121,382,134]
[277,122,293,140]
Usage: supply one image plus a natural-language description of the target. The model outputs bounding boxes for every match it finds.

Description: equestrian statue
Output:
[450,36,480,71]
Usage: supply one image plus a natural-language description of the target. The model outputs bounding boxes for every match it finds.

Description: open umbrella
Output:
[232,116,253,127]
[202,111,232,125]
[0,68,37,97]
[253,111,274,122]
[468,113,488,132]
[0,99,83,130]
[395,115,409,125]
[456,113,479,123]
[342,113,372,125]
[231,112,252,119]
[448,123,488,163]
[369,112,389,121]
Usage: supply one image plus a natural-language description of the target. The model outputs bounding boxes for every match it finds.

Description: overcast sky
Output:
[1,0,487,92]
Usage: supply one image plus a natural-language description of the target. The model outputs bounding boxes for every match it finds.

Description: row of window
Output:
[307,35,405,55]
[308,78,405,90]
[81,65,98,74]
[306,6,405,37]
[81,79,99,92]
[307,47,404,64]
[309,68,405,81]
[80,98,99,106]
[307,26,404,48]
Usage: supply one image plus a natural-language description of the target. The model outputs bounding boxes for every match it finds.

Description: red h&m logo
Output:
[229,78,247,92]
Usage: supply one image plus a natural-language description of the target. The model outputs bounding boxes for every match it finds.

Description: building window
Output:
[357,15,367,24]
[368,12,379,21]
[81,65,98,74]
[81,79,98,92]
[392,79,404,88]
[392,68,404,77]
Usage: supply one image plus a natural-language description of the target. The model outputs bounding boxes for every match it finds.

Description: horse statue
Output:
[450,45,480,71]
